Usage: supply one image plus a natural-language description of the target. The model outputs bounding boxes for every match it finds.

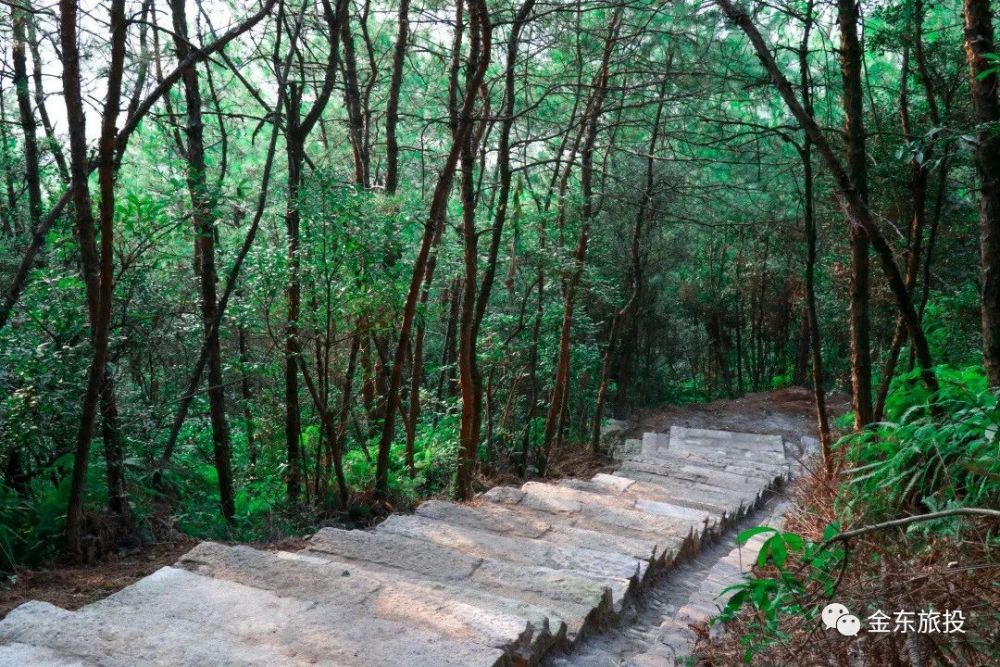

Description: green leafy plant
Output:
[719,523,844,662]
[839,366,1000,520]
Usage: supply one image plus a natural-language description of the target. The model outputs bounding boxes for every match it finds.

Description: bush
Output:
[838,365,1000,521]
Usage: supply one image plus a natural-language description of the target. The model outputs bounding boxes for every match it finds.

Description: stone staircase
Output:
[0,426,802,667]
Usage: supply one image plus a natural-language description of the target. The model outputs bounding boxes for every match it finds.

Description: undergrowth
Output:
[699,365,1000,665]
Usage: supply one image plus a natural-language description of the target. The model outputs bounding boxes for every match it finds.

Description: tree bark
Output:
[714,0,939,399]
[540,7,621,473]
[963,0,1000,387]
[64,0,128,558]
[170,0,236,521]
[384,0,411,194]
[837,0,873,429]
[374,0,492,500]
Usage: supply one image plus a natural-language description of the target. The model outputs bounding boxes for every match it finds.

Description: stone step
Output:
[619,455,777,490]
[481,486,696,563]
[519,482,700,542]
[89,565,507,667]
[608,470,761,519]
[377,514,643,604]
[579,476,728,536]
[292,546,564,657]
[0,599,313,666]
[556,479,713,526]
[304,528,613,642]
[177,541,540,663]
[670,426,785,452]
[0,641,96,667]
[415,500,662,566]
[624,451,788,483]
[641,432,669,456]
[643,426,785,460]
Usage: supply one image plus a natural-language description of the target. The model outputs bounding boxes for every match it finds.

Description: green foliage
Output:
[0,456,77,571]
[722,370,1000,661]
[839,365,1000,521]
[719,524,845,663]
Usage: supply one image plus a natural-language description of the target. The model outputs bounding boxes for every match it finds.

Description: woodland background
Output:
[0,0,998,619]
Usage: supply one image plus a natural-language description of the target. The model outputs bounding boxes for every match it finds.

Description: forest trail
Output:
[0,426,815,666]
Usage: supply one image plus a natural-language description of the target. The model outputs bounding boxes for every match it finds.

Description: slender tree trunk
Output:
[171,0,236,521]
[279,0,346,503]
[963,0,1000,387]
[540,8,621,472]
[335,330,362,506]
[798,0,833,472]
[455,0,536,499]
[874,44,930,421]
[285,130,305,503]
[837,0,873,429]
[437,277,461,403]
[65,0,127,557]
[0,90,17,236]
[592,75,666,452]
[99,367,131,524]
[341,14,370,188]
[406,213,445,474]
[456,128,483,498]
[11,7,43,232]
[374,0,492,500]
[714,0,938,400]
[26,11,69,182]
[157,95,284,480]
[238,321,257,466]
[384,0,410,194]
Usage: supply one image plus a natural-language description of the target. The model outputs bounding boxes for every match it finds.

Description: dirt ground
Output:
[0,539,195,620]
[0,388,842,621]
[0,535,309,621]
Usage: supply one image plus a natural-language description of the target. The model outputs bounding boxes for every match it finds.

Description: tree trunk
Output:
[455,0,536,499]
[874,43,931,421]
[374,0,492,500]
[963,0,1000,387]
[11,7,43,232]
[171,0,236,521]
[838,0,873,429]
[592,75,666,452]
[65,0,127,558]
[279,0,347,503]
[341,14,370,188]
[798,0,833,473]
[384,0,411,194]
[156,90,284,483]
[99,367,131,525]
[285,131,305,503]
[540,8,621,472]
[714,0,939,400]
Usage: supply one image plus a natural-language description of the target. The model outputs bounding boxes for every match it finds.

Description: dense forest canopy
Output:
[0,0,997,567]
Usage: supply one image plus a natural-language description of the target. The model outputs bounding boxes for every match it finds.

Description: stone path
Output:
[0,426,806,666]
